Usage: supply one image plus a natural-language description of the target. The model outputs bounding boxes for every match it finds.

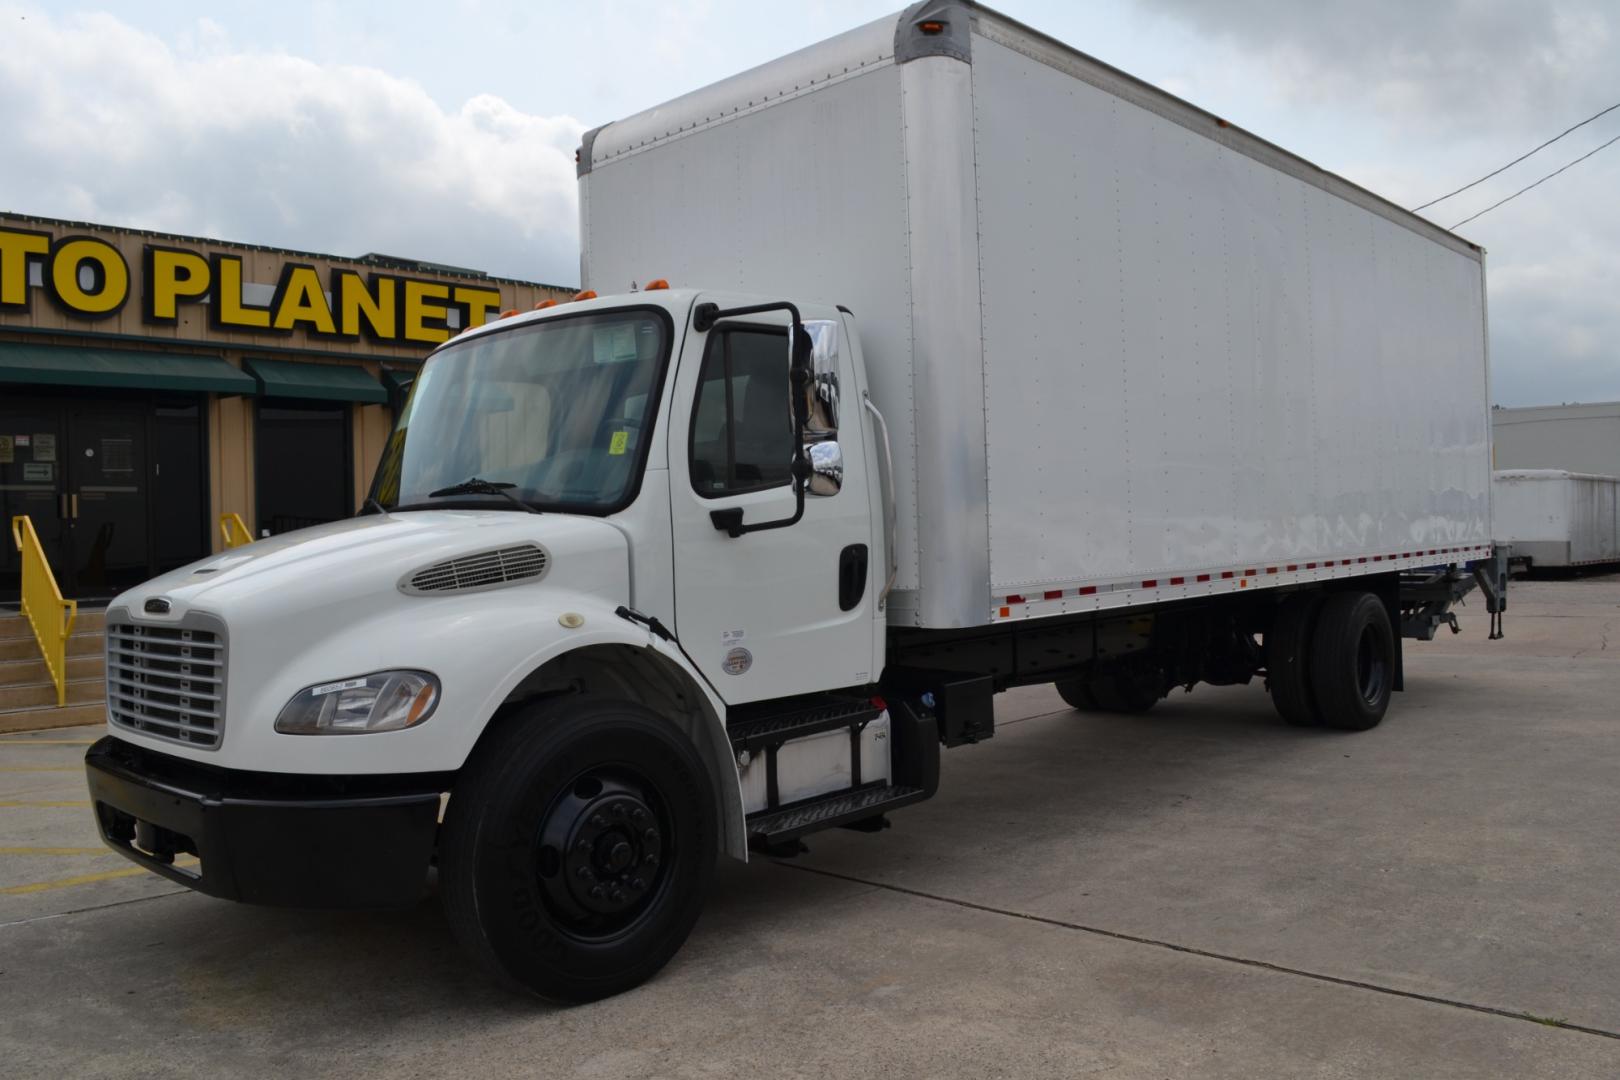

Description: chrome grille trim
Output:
[401,543,550,595]
[104,607,228,750]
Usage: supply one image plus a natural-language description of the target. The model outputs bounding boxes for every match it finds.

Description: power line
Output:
[1412,100,1620,211]
[1449,130,1620,230]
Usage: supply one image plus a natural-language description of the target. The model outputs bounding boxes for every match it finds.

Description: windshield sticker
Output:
[593,323,639,364]
[608,431,629,456]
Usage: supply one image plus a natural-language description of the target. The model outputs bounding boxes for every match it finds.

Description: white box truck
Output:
[1493,469,1620,569]
[85,2,1506,1002]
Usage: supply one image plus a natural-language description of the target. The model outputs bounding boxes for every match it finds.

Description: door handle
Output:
[70,493,79,520]
[60,493,69,520]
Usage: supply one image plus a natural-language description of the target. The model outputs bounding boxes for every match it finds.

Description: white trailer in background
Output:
[1494,470,1620,570]
[1493,402,1620,476]
[86,2,1508,1004]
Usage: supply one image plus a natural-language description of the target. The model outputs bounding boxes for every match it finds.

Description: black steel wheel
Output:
[440,696,716,1002]
[1267,593,1322,727]
[1309,592,1395,731]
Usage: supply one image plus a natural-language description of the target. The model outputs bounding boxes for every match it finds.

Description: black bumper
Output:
[85,736,446,909]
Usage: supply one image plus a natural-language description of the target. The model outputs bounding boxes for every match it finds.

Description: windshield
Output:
[371,308,671,514]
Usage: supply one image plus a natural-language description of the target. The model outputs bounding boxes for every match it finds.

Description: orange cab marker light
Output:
[573,289,598,302]
[919,20,945,34]
[644,278,670,291]
[534,299,558,310]
[499,309,520,319]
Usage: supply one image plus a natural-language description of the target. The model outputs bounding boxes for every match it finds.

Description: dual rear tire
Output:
[1268,591,1395,730]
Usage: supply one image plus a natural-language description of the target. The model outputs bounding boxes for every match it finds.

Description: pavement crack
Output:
[0,887,190,931]
[773,861,1620,1043]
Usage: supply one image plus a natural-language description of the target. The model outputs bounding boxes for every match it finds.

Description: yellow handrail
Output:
[219,512,254,549]
[10,515,77,708]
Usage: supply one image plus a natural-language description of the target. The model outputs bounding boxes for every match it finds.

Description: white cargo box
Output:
[1493,470,1620,568]
[579,2,1493,629]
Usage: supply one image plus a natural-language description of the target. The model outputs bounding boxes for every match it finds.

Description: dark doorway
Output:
[256,401,351,536]
[0,392,208,600]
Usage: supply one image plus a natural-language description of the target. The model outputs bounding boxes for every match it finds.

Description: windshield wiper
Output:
[426,477,543,514]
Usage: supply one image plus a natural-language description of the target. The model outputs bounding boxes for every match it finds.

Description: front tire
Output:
[440,696,717,1003]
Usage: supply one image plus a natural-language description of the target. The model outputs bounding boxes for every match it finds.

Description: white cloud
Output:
[0,6,584,283]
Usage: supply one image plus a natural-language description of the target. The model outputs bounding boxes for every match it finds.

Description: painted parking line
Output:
[0,766,79,773]
[0,800,91,808]
[0,847,110,856]
[0,740,95,746]
[1,857,198,897]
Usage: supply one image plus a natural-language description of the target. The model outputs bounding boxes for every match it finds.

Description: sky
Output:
[0,0,1615,406]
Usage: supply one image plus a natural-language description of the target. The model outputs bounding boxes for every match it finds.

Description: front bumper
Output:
[85,736,446,909]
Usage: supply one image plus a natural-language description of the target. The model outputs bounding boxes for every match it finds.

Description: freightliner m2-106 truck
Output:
[85,3,1506,1002]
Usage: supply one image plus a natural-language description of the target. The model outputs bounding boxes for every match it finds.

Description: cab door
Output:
[667,298,877,703]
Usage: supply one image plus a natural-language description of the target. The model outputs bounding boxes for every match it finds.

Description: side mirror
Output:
[800,319,841,496]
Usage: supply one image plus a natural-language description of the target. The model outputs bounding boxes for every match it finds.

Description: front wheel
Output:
[440,697,717,1003]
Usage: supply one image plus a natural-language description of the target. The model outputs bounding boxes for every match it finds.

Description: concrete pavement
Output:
[2,576,1617,1077]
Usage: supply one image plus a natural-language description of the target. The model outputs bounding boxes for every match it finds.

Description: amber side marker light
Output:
[919,20,945,34]
[534,298,558,310]
[644,278,670,290]
[573,289,598,302]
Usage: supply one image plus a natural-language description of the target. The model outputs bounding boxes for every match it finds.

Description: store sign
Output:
[0,226,505,346]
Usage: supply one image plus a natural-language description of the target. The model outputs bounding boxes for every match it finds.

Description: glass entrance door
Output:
[0,395,206,602]
[0,406,68,599]
[67,406,151,599]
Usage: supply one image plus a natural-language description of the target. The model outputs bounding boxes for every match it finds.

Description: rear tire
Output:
[1057,670,1159,714]
[1309,592,1395,731]
[1268,593,1322,727]
[1055,677,1099,711]
[440,696,717,1003]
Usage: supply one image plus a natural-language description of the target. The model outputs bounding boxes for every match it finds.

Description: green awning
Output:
[0,342,258,395]
[380,366,417,412]
[244,357,388,404]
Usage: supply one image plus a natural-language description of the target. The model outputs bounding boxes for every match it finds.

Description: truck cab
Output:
[85,287,921,1003]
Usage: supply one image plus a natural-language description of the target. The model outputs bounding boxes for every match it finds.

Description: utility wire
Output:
[1412,100,1620,211]
[1449,131,1620,230]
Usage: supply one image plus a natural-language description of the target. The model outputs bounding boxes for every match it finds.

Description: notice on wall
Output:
[22,463,52,482]
[0,435,12,464]
[32,434,56,463]
[14,434,29,448]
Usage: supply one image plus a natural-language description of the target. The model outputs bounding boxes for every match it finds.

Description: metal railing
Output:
[10,515,77,707]
[219,512,254,549]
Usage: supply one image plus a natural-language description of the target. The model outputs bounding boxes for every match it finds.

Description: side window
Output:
[690,327,794,496]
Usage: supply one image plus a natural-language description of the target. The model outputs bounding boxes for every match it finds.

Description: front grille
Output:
[403,544,549,594]
[106,618,226,749]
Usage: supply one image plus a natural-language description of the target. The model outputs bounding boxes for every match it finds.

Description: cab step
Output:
[727,697,882,755]
[746,782,926,847]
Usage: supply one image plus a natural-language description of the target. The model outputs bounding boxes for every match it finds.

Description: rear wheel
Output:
[1267,593,1322,727]
[1057,669,1159,714]
[1309,592,1395,731]
[440,697,717,1003]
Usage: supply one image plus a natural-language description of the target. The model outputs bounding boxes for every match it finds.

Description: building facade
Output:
[0,213,572,600]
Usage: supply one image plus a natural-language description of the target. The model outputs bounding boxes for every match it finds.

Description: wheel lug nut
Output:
[576,866,594,880]
[632,878,646,890]
[643,853,658,866]
[589,885,604,899]
[631,808,647,823]
[610,889,624,902]
[575,839,591,853]
[643,828,659,844]
[590,814,606,828]
[611,803,626,818]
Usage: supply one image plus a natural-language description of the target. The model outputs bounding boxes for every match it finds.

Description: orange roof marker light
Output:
[534,299,558,310]
[573,289,598,302]
[498,309,521,319]
[643,279,670,291]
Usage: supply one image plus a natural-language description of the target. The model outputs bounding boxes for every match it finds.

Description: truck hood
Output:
[114,510,631,618]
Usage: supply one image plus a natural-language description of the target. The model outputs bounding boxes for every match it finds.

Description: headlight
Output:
[274,670,440,735]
